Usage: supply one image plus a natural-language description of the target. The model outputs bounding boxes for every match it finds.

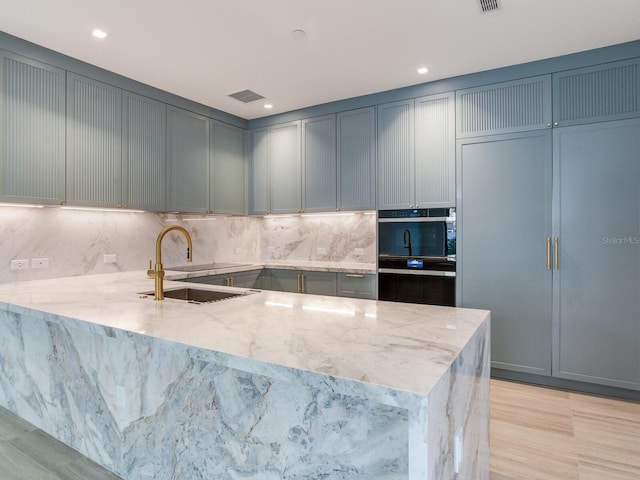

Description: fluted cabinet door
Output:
[122,92,166,211]
[302,114,336,212]
[167,106,209,213]
[66,73,122,207]
[377,99,414,210]
[270,121,301,214]
[456,75,552,138]
[553,58,640,127]
[337,107,375,211]
[0,53,65,205]
[249,127,269,214]
[211,120,246,215]
[415,92,455,208]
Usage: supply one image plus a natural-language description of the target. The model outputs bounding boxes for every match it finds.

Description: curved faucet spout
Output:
[153,226,193,300]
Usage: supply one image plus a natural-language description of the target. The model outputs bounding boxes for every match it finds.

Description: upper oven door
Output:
[378,218,447,257]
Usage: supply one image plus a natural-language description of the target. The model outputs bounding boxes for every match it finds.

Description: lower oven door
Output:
[378,269,455,306]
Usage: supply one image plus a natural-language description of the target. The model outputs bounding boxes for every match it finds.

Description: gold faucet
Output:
[150,225,192,300]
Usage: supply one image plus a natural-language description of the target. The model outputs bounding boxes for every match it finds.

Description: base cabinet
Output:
[337,273,376,299]
[268,269,338,296]
[185,269,265,289]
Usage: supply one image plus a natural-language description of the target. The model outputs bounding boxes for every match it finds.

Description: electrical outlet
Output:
[104,254,117,264]
[11,259,29,270]
[354,248,365,256]
[317,247,326,255]
[32,258,49,268]
[267,246,275,253]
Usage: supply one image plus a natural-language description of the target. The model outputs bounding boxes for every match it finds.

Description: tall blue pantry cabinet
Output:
[458,59,640,391]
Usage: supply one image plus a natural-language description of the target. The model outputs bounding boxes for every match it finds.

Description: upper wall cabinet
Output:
[210,120,246,215]
[378,94,455,210]
[249,127,269,214]
[122,92,167,211]
[249,121,301,214]
[337,107,376,211]
[552,58,640,127]
[456,75,552,138]
[66,73,122,208]
[302,114,336,212]
[167,106,209,213]
[377,99,414,210]
[0,52,65,205]
[270,121,301,214]
[415,92,455,208]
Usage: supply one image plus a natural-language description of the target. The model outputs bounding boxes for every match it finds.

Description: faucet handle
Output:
[146,260,155,278]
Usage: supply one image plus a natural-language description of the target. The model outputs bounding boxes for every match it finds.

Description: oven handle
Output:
[378,268,456,277]
[378,217,453,223]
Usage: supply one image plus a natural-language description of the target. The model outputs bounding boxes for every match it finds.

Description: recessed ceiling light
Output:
[264,104,274,109]
[417,67,429,74]
[92,29,107,39]
[291,29,306,39]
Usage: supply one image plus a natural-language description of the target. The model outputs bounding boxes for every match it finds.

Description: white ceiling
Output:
[1,0,639,120]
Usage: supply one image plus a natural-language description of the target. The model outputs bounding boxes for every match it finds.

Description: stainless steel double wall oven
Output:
[378,208,456,306]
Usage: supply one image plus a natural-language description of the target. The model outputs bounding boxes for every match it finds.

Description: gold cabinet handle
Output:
[546,237,551,270]
[297,273,301,293]
[346,273,364,278]
[301,274,305,294]
[554,237,559,270]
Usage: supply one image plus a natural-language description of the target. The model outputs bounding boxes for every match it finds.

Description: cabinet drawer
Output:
[337,273,376,299]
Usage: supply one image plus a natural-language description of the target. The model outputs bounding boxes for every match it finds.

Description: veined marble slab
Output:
[0,272,489,479]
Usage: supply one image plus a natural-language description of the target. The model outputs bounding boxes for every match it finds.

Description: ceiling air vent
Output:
[479,0,501,13]
[228,89,265,103]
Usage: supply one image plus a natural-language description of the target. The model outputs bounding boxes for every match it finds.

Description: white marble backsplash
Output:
[0,206,376,284]
[261,212,376,263]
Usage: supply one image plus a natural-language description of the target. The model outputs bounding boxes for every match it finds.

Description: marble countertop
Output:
[0,271,488,397]
[164,261,376,279]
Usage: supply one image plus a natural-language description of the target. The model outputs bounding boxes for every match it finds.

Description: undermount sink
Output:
[165,263,250,272]
[141,287,250,303]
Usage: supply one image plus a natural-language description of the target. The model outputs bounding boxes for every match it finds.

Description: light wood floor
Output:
[490,379,640,480]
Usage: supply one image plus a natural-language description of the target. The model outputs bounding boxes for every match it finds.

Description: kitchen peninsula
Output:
[0,270,489,479]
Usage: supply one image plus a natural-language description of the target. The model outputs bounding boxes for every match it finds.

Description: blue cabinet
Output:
[378,94,456,210]
[210,120,246,214]
[337,107,376,211]
[267,269,338,296]
[167,106,209,213]
[415,92,455,208]
[0,52,65,205]
[337,273,376,299]
[456,75,552,138]
[249,121,301,214]
[249,127,269,214]
[458,130,553,375]
[552,119,640,391]
[553,58,640,127]
[66,73,122,207]
[122,92,167,211]
[302,114,336,212]
[377,99,414,209]
[270,121,302,214]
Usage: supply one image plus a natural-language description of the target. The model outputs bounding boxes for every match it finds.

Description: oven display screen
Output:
[407,259,423,268]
